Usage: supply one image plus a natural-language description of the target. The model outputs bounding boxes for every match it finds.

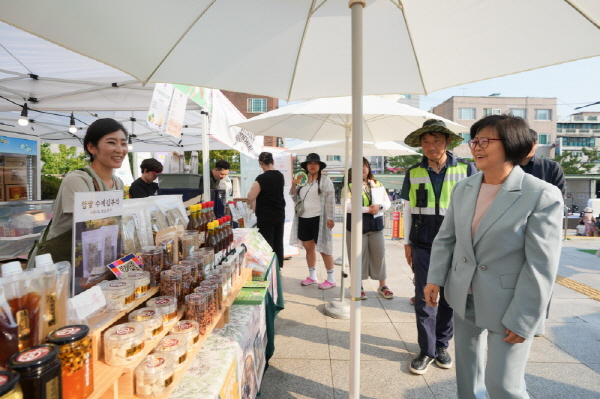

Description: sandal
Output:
[377,286,394,299]
[360,287,367,300]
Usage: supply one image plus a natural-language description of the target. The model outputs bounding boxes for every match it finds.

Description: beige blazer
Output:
[427,166,563,339]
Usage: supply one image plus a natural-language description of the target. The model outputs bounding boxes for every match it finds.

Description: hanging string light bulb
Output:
[18,103,29,126]
[127,135,133,151]
[68,112,77,133]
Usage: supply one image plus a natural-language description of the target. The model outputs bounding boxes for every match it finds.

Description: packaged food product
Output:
[171,264,192,299]
[8,344,62,399]
[46,325,93,399]
[186,255,204,289]
[184,293,207,335]
[99,280,136,311]
[101,224,119,266]
[121,271,151,298]
[0,370,23,399]
[153,335,188,371]
[103,322,145,366]
[81,229,105,280]
[194,286,216,325]
[169,320,200,350]
[128,308,164,341]
[160,270,182,303]
[141,246,163,286]
[146,296,178,325]
[135,353,175,398]
[205,275,223,311]
[180,230,199,260]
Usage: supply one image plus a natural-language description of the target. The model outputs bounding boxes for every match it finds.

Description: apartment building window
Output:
[483,108,501,116]
[326,155,341,162]
[537,134,551,145]
[459,108,476,120]
[534,109,552,121]
[247,98,267,113]
[509,108,527,119]
[561,137,595,147]
[458,133,470,143]
[588,116,598,121]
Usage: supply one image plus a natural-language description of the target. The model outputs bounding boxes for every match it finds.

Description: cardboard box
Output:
[0,165,4,185]
[5,185,28,201]
[3,168,27,185]
[3,157,27,168]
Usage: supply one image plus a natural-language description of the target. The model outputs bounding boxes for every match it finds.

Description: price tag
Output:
[68,286,107,320]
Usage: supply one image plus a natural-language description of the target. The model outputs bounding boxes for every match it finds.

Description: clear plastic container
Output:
[169,320,200,350]
[128,308,164,341]
[103,322,145,366]
[184,293,207,335]
[195,286,216,324]
[153,335,188,372]
[180,230,199,260]
[135,353,175,398]
[159,270,182,303]
[146,296,178,326]
[99,280,136,311]
[46,325,93,399]
[205,275,224,311]
[121,271,151,299]
[141,246,163,286]
[171,264,192,300]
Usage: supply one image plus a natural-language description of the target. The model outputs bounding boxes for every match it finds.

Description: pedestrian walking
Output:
[425,114,563,398]
[401,119,477,374]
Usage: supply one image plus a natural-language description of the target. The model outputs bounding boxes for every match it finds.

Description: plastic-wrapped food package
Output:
[101,225,119,266]
[154,195,188,229]
[103,322,145,366]
[154,335,188,371]
[99,280,135,311]
[128,308,164,341]
[141,246,163,286]
[169,320,200,350]
[81,229,104,280]
[121,271,151,298]
[146,296,178,326]
[122,199,154,257]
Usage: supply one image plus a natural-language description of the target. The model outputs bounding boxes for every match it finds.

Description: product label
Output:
[193,334,199,344]
[55,326,83,337]
[178,353,187,364]
[124,294,135,305]
[163,310,178,322]
[116,326,135,336]
[176,322,192,331]
[139,310,156,318]
[147,357,165,368]
[152,325,164,336]
[188,294,201,299]
[135,285,149,296]
[161,338,179,348]
[164,374,174,387]
[0,375,7,386]
[16,346,51,363]
[126,342,144,358]
[16,309,31,350]
[155,298,172,305]
[46,376,60,399]
[46,293,57,327]
[110,281,127,287]
[128,272,144,278]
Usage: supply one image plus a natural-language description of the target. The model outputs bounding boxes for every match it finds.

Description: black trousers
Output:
[412,245,454,358]
[257,218,285,269]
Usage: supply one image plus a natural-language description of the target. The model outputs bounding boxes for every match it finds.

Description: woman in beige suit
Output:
[425,114,563,399]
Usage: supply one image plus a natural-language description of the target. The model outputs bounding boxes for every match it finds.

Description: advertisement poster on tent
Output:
[272,151,299,257]
[165,87,187,138]
[72,191,123,296]
[147,83,174,131]
[174,84,212,114]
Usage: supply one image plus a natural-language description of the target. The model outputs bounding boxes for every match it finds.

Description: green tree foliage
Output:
[40,143,88,175]
[553,147,600,174]
[387,150,423,173]
[40,175,62,200]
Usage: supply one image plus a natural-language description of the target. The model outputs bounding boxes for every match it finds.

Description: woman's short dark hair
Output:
[258,152,274,165]
[140,158,163,174]
[83,118,128,160]
[469,114,533,166]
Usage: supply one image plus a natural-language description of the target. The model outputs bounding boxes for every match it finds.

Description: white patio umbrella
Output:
[4,2,600,397]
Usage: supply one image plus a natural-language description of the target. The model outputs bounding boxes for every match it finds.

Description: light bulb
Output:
[18,117,29,126]
[68,112,77,133]
[127,144,133,151]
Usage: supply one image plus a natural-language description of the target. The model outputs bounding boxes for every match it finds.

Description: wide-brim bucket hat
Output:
[301,153,327,170]
[404,119,464,147]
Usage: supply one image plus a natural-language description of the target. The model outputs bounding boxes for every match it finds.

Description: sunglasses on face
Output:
[468,137,502,149]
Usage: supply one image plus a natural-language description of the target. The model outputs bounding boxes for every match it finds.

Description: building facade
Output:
[556,112,600,158]
[432,96,557,158]
[220,90,283,147]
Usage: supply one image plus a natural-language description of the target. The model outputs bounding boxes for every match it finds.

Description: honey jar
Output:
[8,344,61,399]
[46,325,94,399]
[0,371,23,399]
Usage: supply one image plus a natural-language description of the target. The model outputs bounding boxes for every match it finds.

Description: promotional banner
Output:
[272,151,300,257]
[0,135,37,155]
[209,90,263,159]
[165,87,187,138]
[72,191,124,295]
[147,83,174,131]
[173,84,212,114]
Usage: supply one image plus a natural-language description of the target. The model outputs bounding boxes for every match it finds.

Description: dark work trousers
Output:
[257,218,284,269]
[412,245,454,358]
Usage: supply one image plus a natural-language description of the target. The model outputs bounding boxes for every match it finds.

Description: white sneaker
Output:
[334,256,347,266]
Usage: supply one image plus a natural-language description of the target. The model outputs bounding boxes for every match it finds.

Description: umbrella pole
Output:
[349,1,365,399]
[202,109,210,200]
[324,123,351,320]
